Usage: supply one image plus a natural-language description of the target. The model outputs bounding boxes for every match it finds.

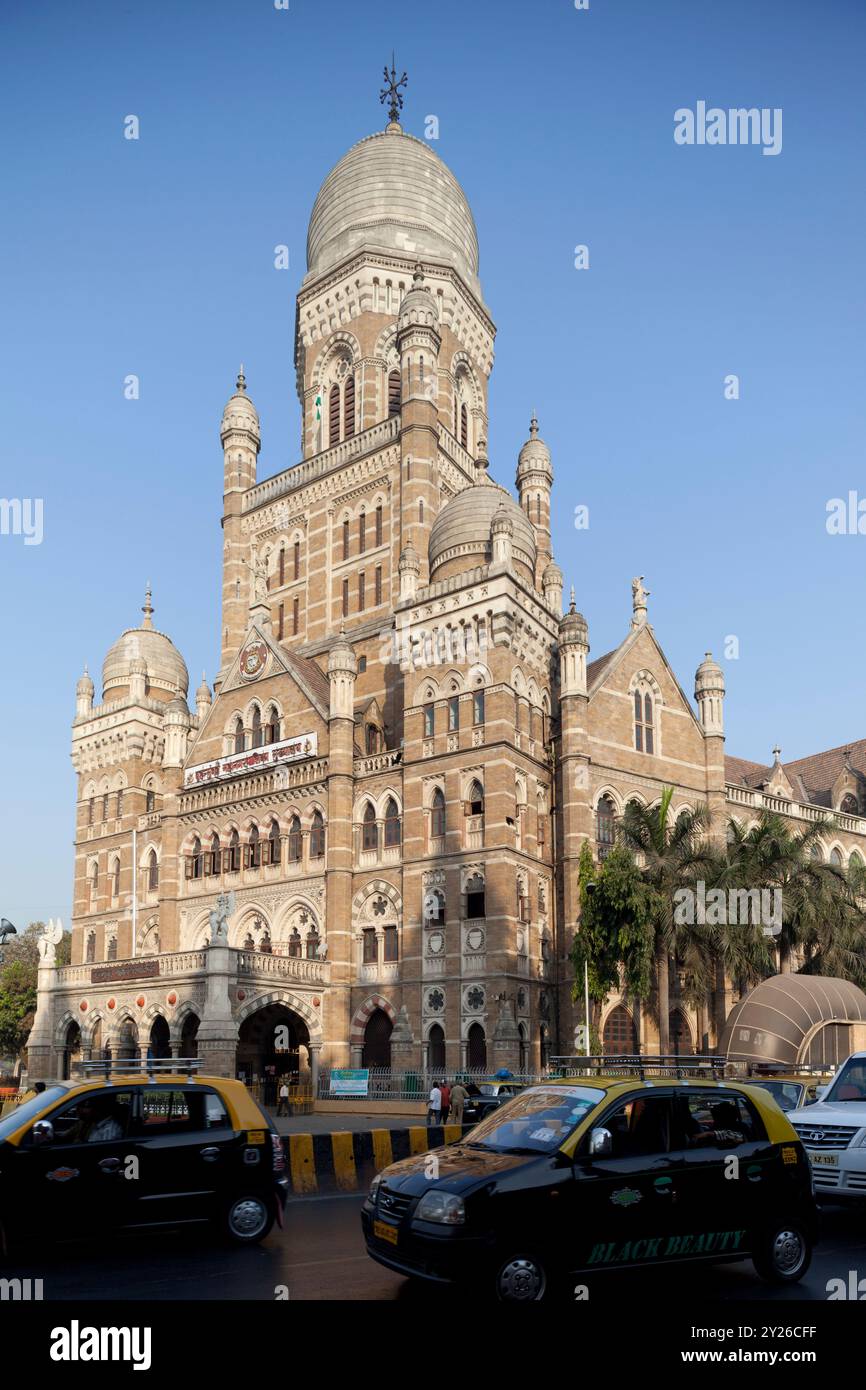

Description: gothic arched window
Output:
[250,705,262,749]
[147,849,159,891]
[430,787,446,840]
[384,798,401,848]
[287,815,302,863]
[233,718,244,754]
[85,931,96,963]
[635,690,655,754]
[268,819,281,866]
[310,810,325,858]
[189,836,203,880]
[596,796,616,861]
[840,793,859,815]
[388,369,401,416]
[107,935,118,962]
[288,929,302,958]
[228,829,240,874]
[343,374,355,438]
[460,402,468,449]
[208,833,220,877]
[467,780,484,817]
[329,383,341,446]
[265,706,280,744]
[362,802,378,852]
[110,858,120,900]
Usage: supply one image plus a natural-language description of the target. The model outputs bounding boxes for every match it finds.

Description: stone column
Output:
[492,997,522,1073]
[309,1043,321,1099]
[25,926,62,1082]
[196,936,239,1078]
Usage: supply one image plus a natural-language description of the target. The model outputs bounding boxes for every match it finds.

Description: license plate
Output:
[808,1150,839,1167]
[374,1219,399,1246]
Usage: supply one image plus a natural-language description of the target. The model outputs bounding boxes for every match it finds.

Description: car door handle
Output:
[199,1147,220,1162]
[98,1157,122,1173]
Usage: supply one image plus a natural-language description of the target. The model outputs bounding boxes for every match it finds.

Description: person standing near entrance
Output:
[449,1079,467,1127]
[427,1080,442,1126]
[277,1080,290,1117]
[439,1079,451,1124]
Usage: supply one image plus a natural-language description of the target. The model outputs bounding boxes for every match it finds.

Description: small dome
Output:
[516,414,552,484]
[328,626,357,676]
[695,651,725,695]
[220,367,260,445]
[559,592,588,644]
[543,560,563,586]
[429,480,536,579]
[102,588,189,703]
[196,671,211,705]
[76,665,94,696]
[398,540,420,572]
[306,128,480,290]
[397,265,440,331]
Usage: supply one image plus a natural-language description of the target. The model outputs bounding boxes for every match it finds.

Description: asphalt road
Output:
[5,1200,864,1303]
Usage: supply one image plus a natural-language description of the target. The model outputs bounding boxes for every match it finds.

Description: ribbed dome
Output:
[429,482,536,577]
[306,128,479,288]
[102,590,188,702]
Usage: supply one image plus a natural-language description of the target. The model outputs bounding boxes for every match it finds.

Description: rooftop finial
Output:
[772,744,782,762]
[530,412,539,439]
[236,364,247,394]
[569,585,576,612]
[142,582,154,629]
[380,52,407,128]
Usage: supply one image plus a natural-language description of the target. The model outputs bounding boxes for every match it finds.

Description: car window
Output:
[825,1058,866,1103]
[674,1092,762,1149]
[38,1090,133,1145]
[467,1086,601,1153]
[595,1096,673,1159]
[135,1088,219,1134]
[752,1080,801,1111]
[0,1086,68,1141]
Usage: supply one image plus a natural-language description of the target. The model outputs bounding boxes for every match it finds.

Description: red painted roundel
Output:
[107,998,116,1010]
[136,996,146,1009]
[237,989,246,1002]
[312,997,321,1007]
[79,1000,88,1012]
[167,992,177,1007]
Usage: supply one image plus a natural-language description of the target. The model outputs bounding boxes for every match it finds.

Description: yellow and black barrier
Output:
[286,1124,471,1196]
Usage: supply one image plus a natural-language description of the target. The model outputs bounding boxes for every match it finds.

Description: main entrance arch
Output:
[236,1001,311,1106]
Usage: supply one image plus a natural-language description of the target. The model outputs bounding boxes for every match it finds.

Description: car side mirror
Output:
[588,1127,612,1157]
[31,1120,54,1147]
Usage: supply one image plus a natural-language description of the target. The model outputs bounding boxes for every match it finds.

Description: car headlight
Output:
[367,1175,383,1202]
[414,1190,466,1226]
[852,1130,866,1148]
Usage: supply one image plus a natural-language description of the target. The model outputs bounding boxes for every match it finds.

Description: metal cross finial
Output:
[380,53,407,125]
[142,582,154,628]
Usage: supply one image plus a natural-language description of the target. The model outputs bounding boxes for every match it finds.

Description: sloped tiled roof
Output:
[726,738,866,810]
[586,649,617,688]
[282,649,331,716]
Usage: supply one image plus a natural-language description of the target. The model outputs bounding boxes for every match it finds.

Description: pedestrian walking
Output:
[439,1079,451,1124]
[450,1079,468,1127]
[277,1080,290,1117]
[427,1080,442,1126]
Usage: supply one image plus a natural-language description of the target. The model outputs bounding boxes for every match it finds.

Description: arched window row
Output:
[274,536,304,590]
[357,798,402,854]
[183,811,326,881]
[226,703,283,754]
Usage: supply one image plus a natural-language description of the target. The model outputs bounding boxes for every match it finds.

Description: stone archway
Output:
[236,996,315,1106]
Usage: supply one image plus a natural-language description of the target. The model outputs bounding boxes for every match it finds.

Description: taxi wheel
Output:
[752,1223,812,1284]
[223,1194,274,1245]
[493,1251,549,1302]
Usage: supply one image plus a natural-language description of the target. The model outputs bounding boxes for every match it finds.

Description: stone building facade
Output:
[26,108,866,1085]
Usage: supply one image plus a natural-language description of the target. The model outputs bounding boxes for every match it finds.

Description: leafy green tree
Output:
[571,841,654,1040]
[0,922,71,1062]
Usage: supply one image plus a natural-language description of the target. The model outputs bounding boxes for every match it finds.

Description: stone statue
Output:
[252,551,269,603]
[390,1004,413,1043]
[631,575,650,624]
[208,891,235,945]
[37,918,64,964]
[317,939,328,960]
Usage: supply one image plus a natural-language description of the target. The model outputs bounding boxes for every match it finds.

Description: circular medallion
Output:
[312,997,321,1007]
[466,927,485,952]
[239,641,268,681]
[136,995,146,1009]
[166,992,177,1007]
[79,1000,88,1012]
[107,998,116,1011]
[427,931,444,955]
[237,989,246,1002]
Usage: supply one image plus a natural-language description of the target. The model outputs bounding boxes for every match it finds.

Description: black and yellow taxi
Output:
[0,1059,288,1254]
[746,1074,827,1112]
[362,1076,818,1300]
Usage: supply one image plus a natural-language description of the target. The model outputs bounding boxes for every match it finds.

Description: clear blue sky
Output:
[1,0,864,929]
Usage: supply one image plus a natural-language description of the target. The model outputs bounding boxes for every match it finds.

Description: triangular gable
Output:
[218,623,330,721]
[587,623,704,734]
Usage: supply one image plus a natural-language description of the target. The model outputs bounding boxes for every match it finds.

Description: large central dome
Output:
[306,127,480,289]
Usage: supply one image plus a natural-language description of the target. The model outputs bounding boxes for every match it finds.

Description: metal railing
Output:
[75,1057,203,1081]
[550,1054,728,1081]
[316,1067,544,1101]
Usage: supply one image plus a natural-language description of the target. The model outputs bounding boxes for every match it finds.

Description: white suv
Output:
[790,1052,866,1200]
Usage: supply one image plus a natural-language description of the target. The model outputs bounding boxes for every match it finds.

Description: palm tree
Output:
[618,789,716,1055]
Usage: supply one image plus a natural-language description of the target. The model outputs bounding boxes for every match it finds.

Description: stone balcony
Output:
[55,948,330,990]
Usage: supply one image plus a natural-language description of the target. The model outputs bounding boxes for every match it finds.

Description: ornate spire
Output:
[380,52,407,128]
[141,583,154,629]
[236,364,247,394]
[569,585,576,612]
[529,412,539,439]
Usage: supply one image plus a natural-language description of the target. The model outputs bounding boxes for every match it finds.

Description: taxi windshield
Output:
[824,1058,866,1103]
[0,1086,68,1141]
[465,1085,601,1153]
